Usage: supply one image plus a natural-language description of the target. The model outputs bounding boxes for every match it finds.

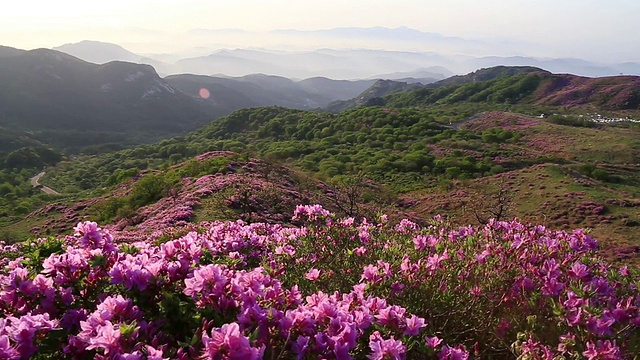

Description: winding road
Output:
[29,172,61,195]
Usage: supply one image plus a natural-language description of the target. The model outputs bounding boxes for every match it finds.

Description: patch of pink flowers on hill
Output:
[0,204,637,358]
[461,111,541,131]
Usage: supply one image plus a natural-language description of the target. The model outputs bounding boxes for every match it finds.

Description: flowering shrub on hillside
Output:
[0,206,638,359]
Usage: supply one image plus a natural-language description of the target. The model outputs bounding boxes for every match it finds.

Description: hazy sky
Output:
[1,0,639,61]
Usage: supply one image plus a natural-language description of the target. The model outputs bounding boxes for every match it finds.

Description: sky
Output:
[1,0,639,62]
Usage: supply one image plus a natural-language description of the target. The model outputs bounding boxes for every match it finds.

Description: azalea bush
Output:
[0,205,638,359]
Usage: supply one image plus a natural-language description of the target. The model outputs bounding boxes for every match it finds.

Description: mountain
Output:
[0,45,26,58]
[53,41,177,76]
[325,80,422,113]
[0,45,381,155]
[165,73,375,110]
[330,66,640,111]
[326,66,542,113]
[381,71,640,110]
[51,37,640,79]
[368,67,453,83]
[0,48,219,153]
[458,56,640,78]
[327,65,537,112]
[53,40,143,64]
[174,48,456,79]
[296,77,377,101]
[163,74,261,114]
[427,66,549,88]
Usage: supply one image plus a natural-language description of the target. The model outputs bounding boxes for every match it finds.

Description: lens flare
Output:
[199,88,210,99]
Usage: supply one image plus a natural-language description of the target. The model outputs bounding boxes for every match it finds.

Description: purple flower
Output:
[586,314,615,336]
[569,262,589,279]
[4,314,59,358]
[368,331,406,360]
[292,336,309,360]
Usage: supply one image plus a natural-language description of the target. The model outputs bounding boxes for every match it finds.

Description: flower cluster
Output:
[0,205,637,359]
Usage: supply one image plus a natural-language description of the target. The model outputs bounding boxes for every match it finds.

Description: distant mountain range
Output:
[52,38,640,80]
[0,47,218,153]
[0,46,374,154]
[2,41,640,157]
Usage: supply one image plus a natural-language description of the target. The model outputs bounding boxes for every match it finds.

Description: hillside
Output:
[0,48,220,154]
[327,66,548,112]
[165,74,374,111]
[10,152,404,242]
[1,64,639,267]
[381,71,640,110]
[329,67,640,113]
[4,192,639,359]
[399,111,640,263]
[326,80,423,113]
[3,102,634,263]
[425,65,549,88]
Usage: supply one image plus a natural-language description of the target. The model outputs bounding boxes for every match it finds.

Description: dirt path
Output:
[29,172,61,195]
[444,112,486,130]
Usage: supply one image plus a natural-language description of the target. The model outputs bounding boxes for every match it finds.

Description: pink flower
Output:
[368,331,406,360]
[0,335,17,359]
[354,246,367,256]
[375,305,406,328]
[438,345,469,360]
[305,268,321,281]
[361,265,380,283]
[582,340,620,360]
[86,321,121,354]
[145,345,168,360]
[201,323,263,360]
[425,336,443,348]
[619,266,629,276]
[403,314,426,336]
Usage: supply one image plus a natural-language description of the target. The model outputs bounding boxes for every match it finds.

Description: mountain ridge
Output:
[0,48,220,153]
[333,67,640,111]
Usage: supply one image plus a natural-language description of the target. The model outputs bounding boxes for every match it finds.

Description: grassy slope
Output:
[404,112,640,263]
